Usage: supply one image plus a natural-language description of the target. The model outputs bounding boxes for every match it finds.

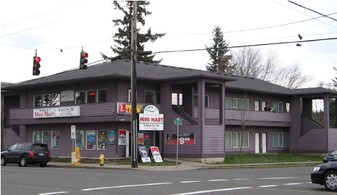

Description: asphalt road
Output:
[1,165,334,195]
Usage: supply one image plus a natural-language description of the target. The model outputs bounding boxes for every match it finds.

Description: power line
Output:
[288,0,337,23]
[153,37,337,54]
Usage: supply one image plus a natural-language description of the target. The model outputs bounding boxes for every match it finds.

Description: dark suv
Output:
[1,143,51,167]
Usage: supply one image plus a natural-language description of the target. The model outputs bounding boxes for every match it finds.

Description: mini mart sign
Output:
[33,106,80,118]
[139,105,164,131]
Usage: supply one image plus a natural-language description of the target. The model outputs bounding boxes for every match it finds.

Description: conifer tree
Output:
[104,1,165,63]
[205,26,233,73]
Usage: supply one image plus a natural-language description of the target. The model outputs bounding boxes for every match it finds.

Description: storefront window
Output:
[76,130,85,149]
[42,131,50,145]
[86,130,96,150]
[51,131,60,149]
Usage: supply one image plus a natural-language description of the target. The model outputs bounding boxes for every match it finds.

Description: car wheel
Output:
[323,171,337,192]
[1,156,6,166]
[19,157,27,167]
[40,163,47,167]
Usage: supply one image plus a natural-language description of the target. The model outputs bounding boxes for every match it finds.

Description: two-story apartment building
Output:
[2,60,337,162]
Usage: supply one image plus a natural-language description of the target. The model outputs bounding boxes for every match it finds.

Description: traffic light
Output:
[80,51,88,69]
[33,56,41,75]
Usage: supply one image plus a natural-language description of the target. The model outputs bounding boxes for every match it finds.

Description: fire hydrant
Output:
[99,154,105,166]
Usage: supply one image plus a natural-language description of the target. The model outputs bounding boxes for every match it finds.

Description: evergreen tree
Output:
[103,1,165,63]
[205,26,233,73]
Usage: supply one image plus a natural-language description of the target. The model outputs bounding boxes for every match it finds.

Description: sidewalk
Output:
[48,159,321,171]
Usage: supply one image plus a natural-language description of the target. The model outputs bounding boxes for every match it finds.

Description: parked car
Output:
[1,143,51,167]
[323,150,337,163]
[311,162,337,191]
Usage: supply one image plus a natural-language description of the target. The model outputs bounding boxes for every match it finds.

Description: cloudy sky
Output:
[1,0,337,87]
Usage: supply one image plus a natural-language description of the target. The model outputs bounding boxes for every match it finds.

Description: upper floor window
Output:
[33,93,61,108]
[145,90,155,104]
[75,89,107,104]
[272,101,286,113]
[225,97,249,110]
[172,93,183,105]
[75,91,85,105]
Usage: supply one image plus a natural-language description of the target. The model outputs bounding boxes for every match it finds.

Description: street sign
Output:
[71,125,76,139]
[174,118,183,126]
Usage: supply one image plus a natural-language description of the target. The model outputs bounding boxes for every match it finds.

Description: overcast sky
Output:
[1,0,337,87]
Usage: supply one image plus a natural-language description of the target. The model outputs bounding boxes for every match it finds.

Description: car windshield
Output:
[331,150,337,155]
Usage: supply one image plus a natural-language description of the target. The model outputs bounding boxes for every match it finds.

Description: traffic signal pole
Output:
[131,0,138,168]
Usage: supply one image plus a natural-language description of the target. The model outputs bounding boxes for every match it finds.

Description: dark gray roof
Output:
[6,60,235,89]
[3,60,337,96]
[292,87,337,95]
[225,75,293,95]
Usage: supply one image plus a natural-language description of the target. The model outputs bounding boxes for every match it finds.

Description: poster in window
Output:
[51,131,60,149]
[118,129,127,145]
[86,130,96,150]
[108,130,115,145]
[33,131,42,143]
[76,130,85,149]
[42,131,50,145]
[97,130,107,150]
[166,133,195,145]
[138,132,144,145]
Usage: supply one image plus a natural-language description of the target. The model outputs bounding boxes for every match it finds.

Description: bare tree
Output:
[231,47,311,88]
[231,47,263,78]
[271,64,312,89]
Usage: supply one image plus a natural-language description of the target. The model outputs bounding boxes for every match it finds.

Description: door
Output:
[255,133,260,153]
[255,133,267,154]
[262,133,267,153]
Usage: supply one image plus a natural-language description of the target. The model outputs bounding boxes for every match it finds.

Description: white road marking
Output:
[81,182,172,191]
[171,187,252,195]
[234,178,250,181]
[258,177,297,180]
[208,179,229,182]
[38,192,69,195]
[180,181,202,184]
[284,183,302,186]
[258,185,279,188]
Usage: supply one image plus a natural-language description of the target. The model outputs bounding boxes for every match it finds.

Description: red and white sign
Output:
[150,146,163,163]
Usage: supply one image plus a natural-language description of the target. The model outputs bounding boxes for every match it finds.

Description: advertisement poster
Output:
[150,146,163,163]
[86,130,96,150]
[33,131,42,143]
[138,146,151,163]
[118,129,127,146]
[166,133,195,145]
[138,132,144,145]
[97,130,107,150]
[108,130,115,145]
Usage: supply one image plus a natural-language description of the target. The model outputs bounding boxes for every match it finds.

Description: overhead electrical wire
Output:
[153,37,337,54]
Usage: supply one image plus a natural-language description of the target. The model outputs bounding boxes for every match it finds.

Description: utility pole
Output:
[131,0,138,168]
